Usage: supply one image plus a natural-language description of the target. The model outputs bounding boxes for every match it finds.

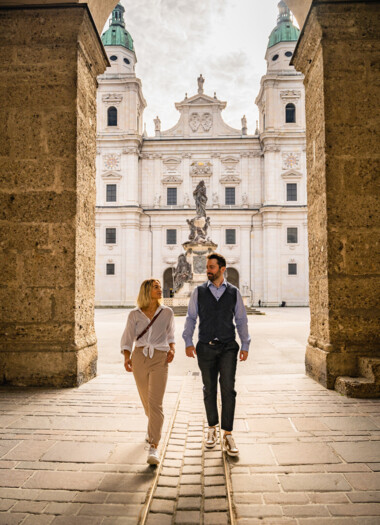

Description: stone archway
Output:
[163,268,174,298]
[1,0,379,395]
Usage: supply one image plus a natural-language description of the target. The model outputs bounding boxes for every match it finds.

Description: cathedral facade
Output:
[95,2,308,307]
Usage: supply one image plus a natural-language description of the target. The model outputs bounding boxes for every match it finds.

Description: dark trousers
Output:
[196,340,239,432]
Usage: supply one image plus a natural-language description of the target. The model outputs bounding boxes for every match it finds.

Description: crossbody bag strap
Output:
[136,308,164,341]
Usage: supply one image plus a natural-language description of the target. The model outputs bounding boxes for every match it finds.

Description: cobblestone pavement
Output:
[1,371,380,524]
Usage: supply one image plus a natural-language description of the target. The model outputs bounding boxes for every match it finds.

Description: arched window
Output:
[285,103,296,123]
[107,106,117,126]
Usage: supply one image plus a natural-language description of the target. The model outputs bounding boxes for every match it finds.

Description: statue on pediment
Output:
[197,74,205,94]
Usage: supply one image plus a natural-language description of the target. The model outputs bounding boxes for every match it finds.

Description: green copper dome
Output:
[267,1,300,48]
[101,3,134,51]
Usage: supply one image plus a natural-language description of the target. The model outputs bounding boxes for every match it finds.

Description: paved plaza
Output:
[0,308,379,524]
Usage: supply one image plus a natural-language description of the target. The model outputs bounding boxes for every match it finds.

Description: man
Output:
[183,253,250,456]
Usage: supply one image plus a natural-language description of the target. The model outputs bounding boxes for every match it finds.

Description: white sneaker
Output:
[223,434,239,457]
[205,427,217,448]
[147,446,160,465]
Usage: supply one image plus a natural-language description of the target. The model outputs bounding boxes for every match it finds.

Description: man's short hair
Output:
[207,252,226,268]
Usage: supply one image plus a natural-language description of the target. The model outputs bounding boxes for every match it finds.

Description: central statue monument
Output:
[172,181,218,299]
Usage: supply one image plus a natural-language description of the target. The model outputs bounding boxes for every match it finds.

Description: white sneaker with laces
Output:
[147,446,160,465]
[205,426,217,448]
[223,434,239,456]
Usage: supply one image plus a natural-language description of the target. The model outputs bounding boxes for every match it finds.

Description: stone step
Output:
[171,306,265,316]
[335,357,380,398]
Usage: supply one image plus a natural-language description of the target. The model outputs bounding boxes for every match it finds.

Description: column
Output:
[253,224,264,305]
[293,0,380,392]
[262,217,281,306]
[123,214,141,304]
[0,6,107,386]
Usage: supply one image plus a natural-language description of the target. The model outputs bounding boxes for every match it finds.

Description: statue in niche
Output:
[184,193,190,207]
[197,73,205,94]
[153,194,161,207]
[242,192,248,205]
[193,180,207,218]
[173,253,192,292]
[212,191,219,206]
[154,116,161,132]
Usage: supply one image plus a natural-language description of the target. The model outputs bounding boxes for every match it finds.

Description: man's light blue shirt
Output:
[182,279,251,351]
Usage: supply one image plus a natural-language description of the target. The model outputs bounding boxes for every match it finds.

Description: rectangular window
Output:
[288,263,297,275]
[226,229,236,245]
[167,187,177,205]
[287,227,298,244]
[106,184,117,202]
[225,187,236,205]
[105,228,116,244]
[106,263,115,275]
[166,229,177,245]
[287,183,297,201]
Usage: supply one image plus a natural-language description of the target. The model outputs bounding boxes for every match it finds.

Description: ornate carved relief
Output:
[201,113,213,131]
[102,93,123,105]
[189,112,213,132]
[282,152,300,170]
[189,113,200,132]
[162,175,182,185]
[190,161,213,177]
[103,153,120,170]
[280,90,301,103]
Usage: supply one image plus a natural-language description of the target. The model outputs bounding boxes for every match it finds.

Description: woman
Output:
[120,279,175,465]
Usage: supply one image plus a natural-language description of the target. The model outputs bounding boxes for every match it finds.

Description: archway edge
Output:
[2,0,311,33]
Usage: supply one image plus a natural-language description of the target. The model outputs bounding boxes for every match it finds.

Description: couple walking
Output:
[120,252,250,465]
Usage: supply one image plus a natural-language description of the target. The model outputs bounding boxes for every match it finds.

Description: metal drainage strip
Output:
[138,373,235,525]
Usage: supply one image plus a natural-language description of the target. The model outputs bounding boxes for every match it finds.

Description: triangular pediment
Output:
[101,170,122,180]
[175,93,227,111]
[281,169,302,179]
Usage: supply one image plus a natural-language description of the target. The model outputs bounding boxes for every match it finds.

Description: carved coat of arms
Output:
[189,113,200,132]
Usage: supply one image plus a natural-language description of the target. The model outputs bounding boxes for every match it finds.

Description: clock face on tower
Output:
[104,153,120,170]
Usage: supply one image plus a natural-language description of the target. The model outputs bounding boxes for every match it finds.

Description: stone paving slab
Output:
[0,372,380,524]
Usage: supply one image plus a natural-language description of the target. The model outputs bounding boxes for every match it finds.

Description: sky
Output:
[103,0,295,136]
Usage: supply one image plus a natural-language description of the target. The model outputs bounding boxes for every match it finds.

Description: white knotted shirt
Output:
[120,305,175,358]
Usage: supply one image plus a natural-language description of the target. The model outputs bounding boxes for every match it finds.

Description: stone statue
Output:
[212,191,219,206]
[184,193,190,207]
[186,218,197,241]
[193,180,207,218]
[242,192,248,205]
[197,74,205,94]
[153,194,161,207]
[154,116,161,132]
[241,115,247,135]
[173,253,192,292]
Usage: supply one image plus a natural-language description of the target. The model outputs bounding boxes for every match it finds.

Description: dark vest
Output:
[197,282,237,343]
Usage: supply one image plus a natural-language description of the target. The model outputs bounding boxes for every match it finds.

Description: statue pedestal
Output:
[175,240,218,300]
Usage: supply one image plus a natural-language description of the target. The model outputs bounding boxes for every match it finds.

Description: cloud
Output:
[111,0,280,134]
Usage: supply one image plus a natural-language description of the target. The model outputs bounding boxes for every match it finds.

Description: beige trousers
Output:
[132,347,168,445]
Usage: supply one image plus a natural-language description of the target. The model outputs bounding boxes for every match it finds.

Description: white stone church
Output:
[95,2,308,307]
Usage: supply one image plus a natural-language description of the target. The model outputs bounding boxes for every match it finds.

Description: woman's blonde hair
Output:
[137,279,162,309]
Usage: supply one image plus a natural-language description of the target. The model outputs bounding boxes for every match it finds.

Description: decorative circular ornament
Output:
[285,153,298,169]
[104,154,120,170]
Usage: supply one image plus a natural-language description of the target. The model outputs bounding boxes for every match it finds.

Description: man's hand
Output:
[186,345,197,358]
[239,350,248,362]
[124,351,132,372]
